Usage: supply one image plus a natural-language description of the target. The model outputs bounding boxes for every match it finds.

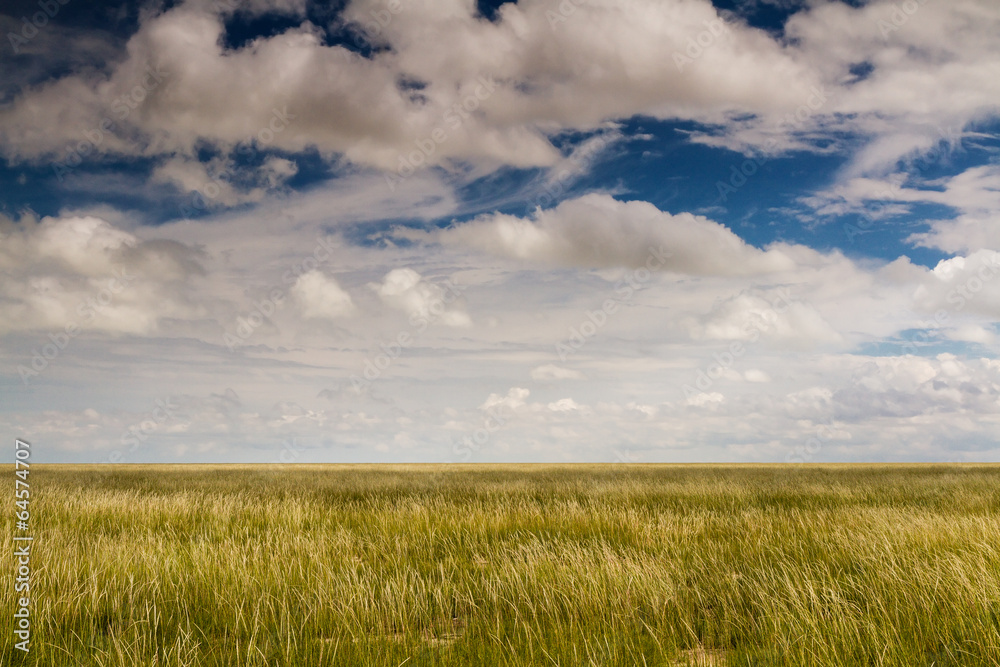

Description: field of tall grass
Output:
[3,464,1000,666]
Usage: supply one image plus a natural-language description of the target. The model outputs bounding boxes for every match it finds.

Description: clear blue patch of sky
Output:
[476,0,510,21]
[0,157,159,220]
[711,0,801,35]
[0,162,55,219]
[1,0,143,37]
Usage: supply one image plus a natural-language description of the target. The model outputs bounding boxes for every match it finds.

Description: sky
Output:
[1,0,999,464]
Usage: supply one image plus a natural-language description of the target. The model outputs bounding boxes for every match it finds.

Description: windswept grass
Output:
[3,464,1000,665]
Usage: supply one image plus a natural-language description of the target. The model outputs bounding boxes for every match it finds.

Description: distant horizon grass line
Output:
[7,461,998,468]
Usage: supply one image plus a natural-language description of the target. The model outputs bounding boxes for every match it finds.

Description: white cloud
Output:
[291,270,355,319]
[945,324,995,345]
[912,250,1000,319]
[547,398,582,412]
[0,213,206,336]
[687,289,843,348]
[0,0,996,204]
[480,387,530,412]
[261,156,298,187]
[779,0,1000,174]
[530,364,586,382]
[803,165,1000,255]
[373,267,470,327]
[4,178,987,462]
[434,194,795,275]
[686,391,724,407]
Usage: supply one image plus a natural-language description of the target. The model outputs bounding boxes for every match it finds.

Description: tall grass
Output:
[3,464,1000,665]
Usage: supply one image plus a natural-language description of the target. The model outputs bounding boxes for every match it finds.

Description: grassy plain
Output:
[3,464,1000,666]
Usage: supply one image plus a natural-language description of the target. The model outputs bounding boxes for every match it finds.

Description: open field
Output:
[3,464,1000,666]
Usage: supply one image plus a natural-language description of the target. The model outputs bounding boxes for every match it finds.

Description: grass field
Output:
[3,464,1000,666]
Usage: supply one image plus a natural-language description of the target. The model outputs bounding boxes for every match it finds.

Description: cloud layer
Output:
[2,0,999,463]
[4,0,998,179]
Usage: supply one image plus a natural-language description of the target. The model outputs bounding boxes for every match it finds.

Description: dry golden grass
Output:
[3,463,999,665]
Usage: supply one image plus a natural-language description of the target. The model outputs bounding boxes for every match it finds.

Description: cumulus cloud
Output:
[0,0,557,168]
[781,0,1000,174]
[372,267,470,327]
[480,387,529,412]
[0,213,206,335]
[11,0,997,178]
[687,288,843,348]
[945,324,995,345]
[433,194,794,275]
[690,1,1000,174]
[686,391,724,408]
[912,250,1000,320]
[830,354,1000,422]
[547,397,583,412]
[291,270,354,319]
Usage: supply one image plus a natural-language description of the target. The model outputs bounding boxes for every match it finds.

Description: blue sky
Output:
[2,0,1000,463]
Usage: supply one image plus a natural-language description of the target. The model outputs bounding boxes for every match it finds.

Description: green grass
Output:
[4,464,1000,666]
